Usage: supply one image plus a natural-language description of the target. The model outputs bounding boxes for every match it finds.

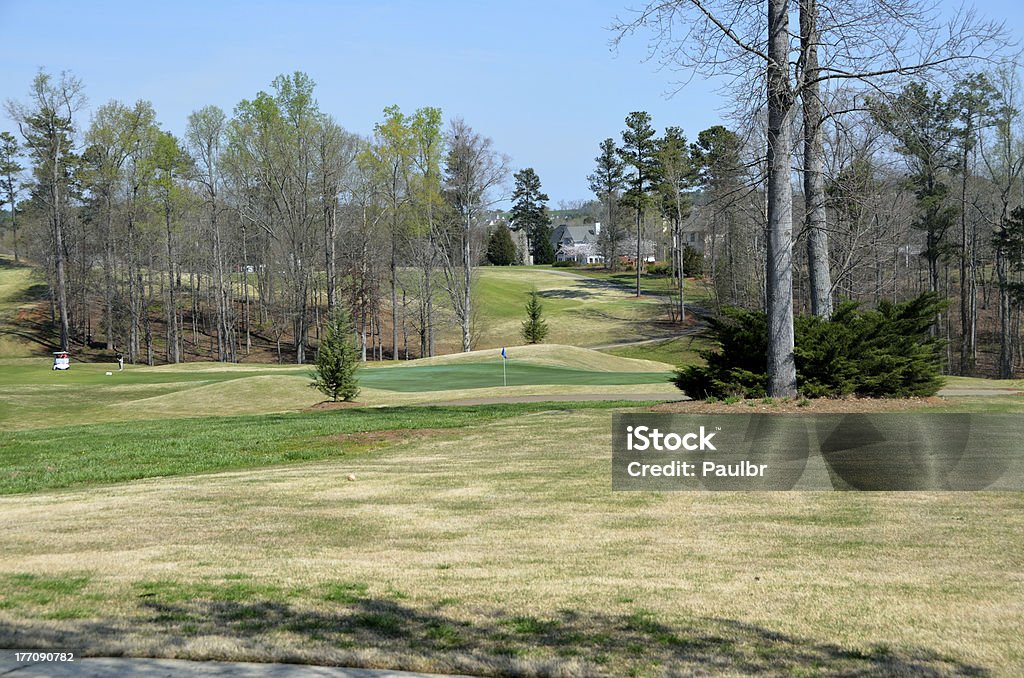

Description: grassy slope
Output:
[0,259,50,358]
[1,409,1021,675]
[603,335,714,368]
[466,267,679,351]
[535,265,715,301]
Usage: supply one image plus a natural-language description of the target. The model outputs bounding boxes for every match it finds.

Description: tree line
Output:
[607,0,1023,384]
[579,71,1024,381]
[2,70,508,364]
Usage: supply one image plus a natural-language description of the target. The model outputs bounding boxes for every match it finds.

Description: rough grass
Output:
[1,409,1021,676]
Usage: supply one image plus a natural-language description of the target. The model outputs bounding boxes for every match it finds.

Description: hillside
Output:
[0,256,690,365]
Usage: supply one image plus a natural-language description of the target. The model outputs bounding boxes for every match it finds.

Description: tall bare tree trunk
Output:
[462,212,472,353]
[801,0,832,319]
[104,200,115,350]
[766,0,798,397]
[635,208,642,297]
[391,227,399,359]
[164,204,180,363]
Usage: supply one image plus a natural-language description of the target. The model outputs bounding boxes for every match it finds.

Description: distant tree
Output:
[150,130,190,364]
[311,307,361,402]
[521,289,549,344]
[5,70,85,351]
[186,104,237,360]
[951,73,1000,375]
[82,99,157,353]
[691,125,749,307]
[363,104,415,360]
[871,82,961,342]
[486,226,517,265]
[0,132,23,262]
[408,106,445,358]
[588,138,626,270]
[656,126,697,322]
[618,112,658,297]
[509,167,552,264]
[442,117,509,352]
[992,206,1024,378]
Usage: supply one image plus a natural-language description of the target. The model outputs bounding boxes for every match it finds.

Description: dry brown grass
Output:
[1,409,1021,676]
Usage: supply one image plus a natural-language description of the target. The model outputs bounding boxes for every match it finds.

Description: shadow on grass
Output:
[537,288,596,300]
[0,595,989,677]
[9,282,49,304]
[0,257,31,270]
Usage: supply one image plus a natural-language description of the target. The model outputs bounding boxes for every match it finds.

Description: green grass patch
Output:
[322,581,369,604]
[0,401,654,495]
[134,578,294,604]
[359,361,669,392]
[0,573,92,609]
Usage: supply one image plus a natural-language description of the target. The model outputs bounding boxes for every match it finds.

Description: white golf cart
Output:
[52,351,70,370]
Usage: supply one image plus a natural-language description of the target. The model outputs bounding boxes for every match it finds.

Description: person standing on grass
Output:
[117,354,124,371]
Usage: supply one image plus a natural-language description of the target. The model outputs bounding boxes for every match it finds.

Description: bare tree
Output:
[6,70,86,351]
[614,0,1011,396]
[442,118,508,352]
[186,105,235,361]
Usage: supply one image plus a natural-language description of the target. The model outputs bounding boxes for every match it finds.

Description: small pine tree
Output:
[521,290,549,344]
[486,226,517,265]
[311,307,361,402]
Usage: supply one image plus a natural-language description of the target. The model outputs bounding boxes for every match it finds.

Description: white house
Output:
[550,223,605,265]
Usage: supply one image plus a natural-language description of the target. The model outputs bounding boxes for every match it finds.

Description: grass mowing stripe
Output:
[0,401,653,495]
[359,361,670,392]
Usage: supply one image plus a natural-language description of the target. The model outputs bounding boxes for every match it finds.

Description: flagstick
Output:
[503,356,507,387]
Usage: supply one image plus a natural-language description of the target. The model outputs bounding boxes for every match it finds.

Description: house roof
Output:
[550,224,599,247]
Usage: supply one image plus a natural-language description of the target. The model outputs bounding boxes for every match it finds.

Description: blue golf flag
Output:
[501,347,507,359]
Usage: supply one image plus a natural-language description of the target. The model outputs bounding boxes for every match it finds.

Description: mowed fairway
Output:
[0,344,676,431]
[1,409,1022,676]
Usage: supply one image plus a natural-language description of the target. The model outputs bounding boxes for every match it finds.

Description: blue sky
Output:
[2,0,1021,205]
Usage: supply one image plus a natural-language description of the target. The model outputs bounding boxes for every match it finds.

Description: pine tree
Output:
[509,167,552,263]
[0,132,23,263]
[521,290,549,344]
[618,112,659,296]
[588,137,626,269]
[311,307,361,401]
[486,226,518,265]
